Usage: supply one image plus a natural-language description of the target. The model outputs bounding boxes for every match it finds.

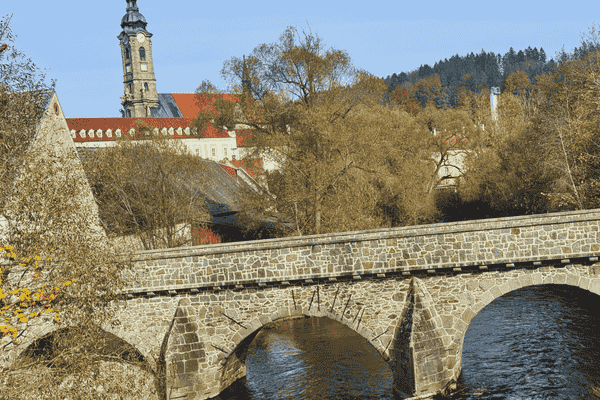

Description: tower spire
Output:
[126,0,139,11]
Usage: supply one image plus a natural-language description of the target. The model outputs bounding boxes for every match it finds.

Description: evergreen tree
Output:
[532,47,540,63]
[418,64,433,78]
[540,47,547,63]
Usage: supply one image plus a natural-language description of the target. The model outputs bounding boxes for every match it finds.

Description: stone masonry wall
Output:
[124,208,600,296]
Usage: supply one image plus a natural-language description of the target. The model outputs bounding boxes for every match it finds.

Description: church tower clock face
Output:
[136,32,145,43]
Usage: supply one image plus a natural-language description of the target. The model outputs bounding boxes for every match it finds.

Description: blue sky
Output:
[2,1,598,118]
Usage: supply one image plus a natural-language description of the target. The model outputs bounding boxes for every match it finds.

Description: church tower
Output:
[117,0,159,118]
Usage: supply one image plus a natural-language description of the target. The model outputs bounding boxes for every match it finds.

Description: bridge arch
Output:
[5,318,157,373]
[452,271,600,350]
[218,306,389,395]
[443,269,600,391]
[15,324,151,369]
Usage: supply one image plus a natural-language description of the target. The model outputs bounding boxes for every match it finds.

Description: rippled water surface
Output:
[457,285,600,400]
[223,285,600,399]
[225,316,394,400]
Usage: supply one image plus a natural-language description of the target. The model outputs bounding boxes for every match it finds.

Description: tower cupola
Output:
[120,0,149,36]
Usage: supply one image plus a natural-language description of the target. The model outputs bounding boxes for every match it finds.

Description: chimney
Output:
[490,87,500,121]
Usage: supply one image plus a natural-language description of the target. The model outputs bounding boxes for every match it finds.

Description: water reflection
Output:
[223,316,393,400]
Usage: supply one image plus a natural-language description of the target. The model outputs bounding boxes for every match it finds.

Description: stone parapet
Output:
[122,209,600,295]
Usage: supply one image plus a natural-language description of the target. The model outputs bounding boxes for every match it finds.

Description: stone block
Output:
[508,278,521,291]
[566,274,580,287]
[579,276,591,291]
[185,359,198,373]
[589,279,600,295]
[518,274,533,288]
[489,285,502,299]
[258,314,272,326]
[277,306,291,319]
[460,308,475,324]
[542,275,553,285]
[554,273,567,284]
[480,290,495,306]
[479,279,494,292]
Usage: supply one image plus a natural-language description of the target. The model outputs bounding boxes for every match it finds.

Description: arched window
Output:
[126,109,131,118]
[139,47,146,60]
[144,82,149,91]
[125,47,130,59]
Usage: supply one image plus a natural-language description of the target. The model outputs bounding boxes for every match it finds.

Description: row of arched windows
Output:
[124,47,146,60]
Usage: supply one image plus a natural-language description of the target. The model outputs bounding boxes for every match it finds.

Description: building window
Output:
[223,146,228,157]
[211,147,216,157]
[126,64,131,73]
[139,47,146,60]
[126,109,131,118]
[196,149,200,156]
[125,47,130,59]
[141,64,147,71]
[144,82,149,91]
[128,84,132,93]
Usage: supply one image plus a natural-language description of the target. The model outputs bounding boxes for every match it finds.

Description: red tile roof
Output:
[231,159,264,180]
[435,131,467,149]
[192,227,221,245]
[236,129,254,147]
[66,93,260,143]
[66,117,230,142]
[219,164,236,179]
[173,93,240,119]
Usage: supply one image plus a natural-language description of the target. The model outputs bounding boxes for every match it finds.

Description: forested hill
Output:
[384,41,600,108]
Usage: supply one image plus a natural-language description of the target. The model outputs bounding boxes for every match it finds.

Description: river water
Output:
[222,284,600,400]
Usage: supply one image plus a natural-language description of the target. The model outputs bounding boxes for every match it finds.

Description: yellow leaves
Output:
[0,244,78,341]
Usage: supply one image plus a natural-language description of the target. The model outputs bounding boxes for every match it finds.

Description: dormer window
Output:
[139,47,146,60]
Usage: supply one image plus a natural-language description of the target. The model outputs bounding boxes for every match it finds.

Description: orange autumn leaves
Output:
[0,245,78,343]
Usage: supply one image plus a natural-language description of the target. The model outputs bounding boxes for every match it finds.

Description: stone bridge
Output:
[6,208,600,399]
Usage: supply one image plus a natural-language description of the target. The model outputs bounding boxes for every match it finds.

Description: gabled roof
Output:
[1,89,55,206]
[150,94,184,117]
[150,93,240,119]
[230,159,264,180]
[76,146,266,229]
[171,93,239,118]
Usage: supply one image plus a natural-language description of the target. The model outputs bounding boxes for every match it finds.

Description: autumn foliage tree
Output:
[0,14,158,399]
[87,133,211,250]
[195,26,467,234]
